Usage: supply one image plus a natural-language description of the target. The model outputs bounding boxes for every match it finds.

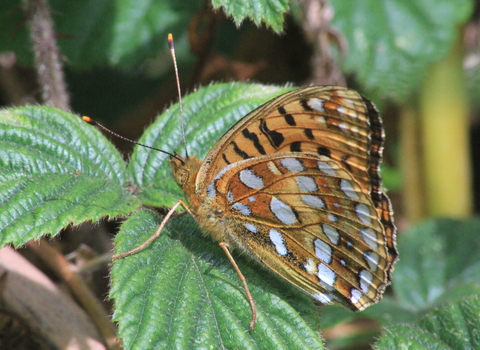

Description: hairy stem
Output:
[24,0,70,109]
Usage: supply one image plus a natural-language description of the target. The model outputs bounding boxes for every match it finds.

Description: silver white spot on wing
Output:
[351,288,362,304]
[209,162,241,199]
[322,224,340,245]
[232,202,251,216]
[269,229,288,255]
[281,158,304,172]
[304,258,316,275]
[207,183,216,199]
[327,213,338,223]
[340,259,346,267]
[355,203,373,225]
[239,169,264,189]
[212,162,236,181]
[314,239,332,264]
[302,195,325,209]
[317,263,336,286]
[338,122,348,132]
[317,161,336,176]
[270,197,297,225]
[297,176,318,192]
[313,292,333,304]
[244,223,258,234]
[248,196,256,202]
[360,228,378,250]
[364,251,379,272]
[340,179,359,200]
[359,269,373,293]
[310,98,326,112]
[227,191,234,202]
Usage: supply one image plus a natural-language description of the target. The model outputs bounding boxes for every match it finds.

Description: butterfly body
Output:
[169,85,397,311]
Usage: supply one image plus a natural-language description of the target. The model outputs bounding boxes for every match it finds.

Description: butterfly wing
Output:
[197,86,396,272]
[199,153,390,310]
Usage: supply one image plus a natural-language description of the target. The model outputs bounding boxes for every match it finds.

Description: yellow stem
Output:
[419,28,472,217]
[400,104,427,222]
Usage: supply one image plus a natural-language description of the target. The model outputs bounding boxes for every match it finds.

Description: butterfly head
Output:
[170,154,202,197]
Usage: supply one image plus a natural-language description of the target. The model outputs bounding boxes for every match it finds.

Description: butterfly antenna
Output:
[82,116,184,163]
[168,33,189,159]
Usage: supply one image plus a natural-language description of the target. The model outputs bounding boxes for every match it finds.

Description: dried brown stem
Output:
[27,239,120,350]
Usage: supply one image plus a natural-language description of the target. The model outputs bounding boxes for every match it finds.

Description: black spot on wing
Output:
[231,141,250,159]
[242,128,266,155]
[222,153,231,165]
[318,146,331,158]
[290,142,302,152]
[278,106,297,126]
[300,99,314,111]
[260,119,284,148]
[304,128,314,140]
[284,114,296,126]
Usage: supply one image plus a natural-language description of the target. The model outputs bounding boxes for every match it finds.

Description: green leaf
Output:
[111,210,324,350]
[330,0,474,101]
[375,296,480,349]
[393,219,480,309]
[0,106,140,246]
[128,82,294,207]
[0,0,201,67]
[211,0,289,33]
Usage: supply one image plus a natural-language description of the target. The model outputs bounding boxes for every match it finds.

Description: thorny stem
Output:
[24,0,70,109]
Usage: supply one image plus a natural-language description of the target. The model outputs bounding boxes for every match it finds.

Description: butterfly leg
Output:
[218,242,257,331]
[112,200,191,260]
[144,205,190,217]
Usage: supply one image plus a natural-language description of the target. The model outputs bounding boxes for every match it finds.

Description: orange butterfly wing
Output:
[182,86,396,309]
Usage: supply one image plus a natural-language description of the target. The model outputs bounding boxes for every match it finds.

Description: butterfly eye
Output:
[175,168,190,186]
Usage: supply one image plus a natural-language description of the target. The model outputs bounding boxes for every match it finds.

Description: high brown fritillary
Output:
[171,86,397,317]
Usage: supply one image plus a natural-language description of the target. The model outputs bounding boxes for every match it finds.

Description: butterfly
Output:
[86,84,397,330]
[169,86,397,319]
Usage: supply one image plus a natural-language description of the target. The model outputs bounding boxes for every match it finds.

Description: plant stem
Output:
[24,0,70,109]
[400,103,427,222]
[419,28,472,217]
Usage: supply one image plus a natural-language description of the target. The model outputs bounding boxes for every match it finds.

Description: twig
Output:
[27,239,120,350]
